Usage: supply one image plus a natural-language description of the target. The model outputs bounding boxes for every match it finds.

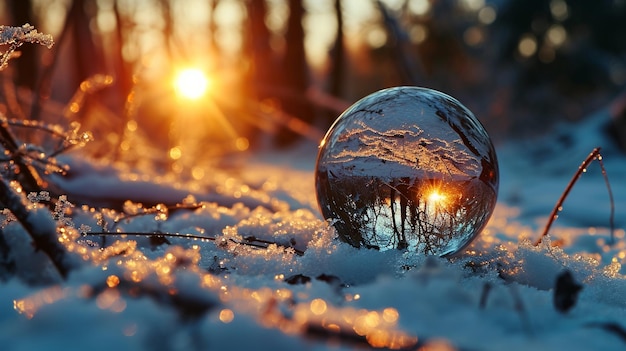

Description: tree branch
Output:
[0,176,80,279]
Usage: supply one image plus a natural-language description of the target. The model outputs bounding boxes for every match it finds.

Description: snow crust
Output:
[1,111,626,350]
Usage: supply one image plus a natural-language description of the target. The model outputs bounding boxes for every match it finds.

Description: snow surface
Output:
[1,109,626,350]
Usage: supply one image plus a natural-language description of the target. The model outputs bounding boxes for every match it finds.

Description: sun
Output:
[428,190,447,204]
[174,68,209,100]
[428,191,444,202]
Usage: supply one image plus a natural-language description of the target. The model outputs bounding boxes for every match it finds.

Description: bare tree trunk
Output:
[30,0,102,121]
[277,0,312,146]
[159,0,175,61]
[329,0,344,98]
[243,0,274,147]
[111,0,133,101]
[324,0,345,126]
[72,0,104,84]
[376,1,421,85]
[7,0,38,91]
[245,0,273,98]
[209,0,221,56]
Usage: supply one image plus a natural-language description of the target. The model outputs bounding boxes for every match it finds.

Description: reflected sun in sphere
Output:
[174,68,209,99]
[428,190,446,205]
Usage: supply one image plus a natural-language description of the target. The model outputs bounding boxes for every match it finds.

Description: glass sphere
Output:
[315,87,499,256]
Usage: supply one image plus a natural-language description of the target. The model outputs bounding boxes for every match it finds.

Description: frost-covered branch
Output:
[0,177,80,279]
[0,24,60,193]
[87,201,306,255]
[0,117,93,176]
[0,117,44,193]
[0,24,53,71]
[83,231,306,256]
[0,114,93,202]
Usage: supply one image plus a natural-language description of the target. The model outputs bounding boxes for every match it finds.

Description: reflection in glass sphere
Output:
[315,87,499,257]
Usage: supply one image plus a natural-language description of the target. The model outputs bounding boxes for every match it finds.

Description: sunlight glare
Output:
[428,191,446,204]
[174,68,209,99]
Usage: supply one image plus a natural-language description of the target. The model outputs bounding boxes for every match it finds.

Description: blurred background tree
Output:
[1,0,625,169]
[495,0,626,136]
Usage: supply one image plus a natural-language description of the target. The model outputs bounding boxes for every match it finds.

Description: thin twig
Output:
[1,74,26,119]
[534,147,615,246]
[102,203,203,232]
[597,154,616,244]
[4,118,70,139]
[83,231,305,256]
[0,118,44,192]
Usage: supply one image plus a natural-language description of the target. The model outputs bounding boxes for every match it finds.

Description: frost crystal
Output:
[77,224,92,235]
[53,195,75,227]
[0,208,17,228]
[0,24,54,70]
[0,24,54,48]
[27,191,51,204]
[315,87,499,256]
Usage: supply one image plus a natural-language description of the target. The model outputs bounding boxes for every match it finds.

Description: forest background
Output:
[3,0,626,169]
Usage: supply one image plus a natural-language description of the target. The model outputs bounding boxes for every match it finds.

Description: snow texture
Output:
[1,110,626,350]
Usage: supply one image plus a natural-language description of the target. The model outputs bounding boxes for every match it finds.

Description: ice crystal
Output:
[66,121,93,146]
[0,24,53,70]
[53,195,75,228]
[316,87,499,256]
[0,208,17,228]
[77,224,92,235]
[27,191,50,204]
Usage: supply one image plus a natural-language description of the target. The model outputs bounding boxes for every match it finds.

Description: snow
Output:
[2,109,626,350]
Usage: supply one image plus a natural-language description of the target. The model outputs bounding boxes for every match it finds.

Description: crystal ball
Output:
[315,87,499,256]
